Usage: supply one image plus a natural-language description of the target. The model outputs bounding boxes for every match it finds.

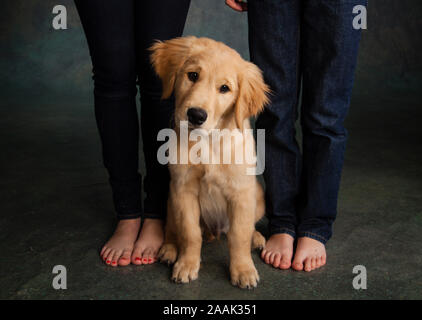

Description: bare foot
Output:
[292,237,326,272]
[100,218,141,267]
[131,218,164,265]
[261,233,294,269]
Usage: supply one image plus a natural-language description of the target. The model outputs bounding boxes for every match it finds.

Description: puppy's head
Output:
[150,37,270,131]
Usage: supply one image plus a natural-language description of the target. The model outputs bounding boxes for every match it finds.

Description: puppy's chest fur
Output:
[198,169,230,238]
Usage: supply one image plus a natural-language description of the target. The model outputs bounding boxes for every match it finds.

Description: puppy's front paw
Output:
[172,258,200,283]
[158,243,178,265]
[230,263,259,289]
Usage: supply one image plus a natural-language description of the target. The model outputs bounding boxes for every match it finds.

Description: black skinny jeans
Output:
[75,0,191,220]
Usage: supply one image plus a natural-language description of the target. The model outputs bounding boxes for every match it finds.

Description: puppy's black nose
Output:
[187,107,207,126]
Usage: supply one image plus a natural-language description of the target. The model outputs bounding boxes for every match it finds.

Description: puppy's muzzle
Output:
[187,107,207,126]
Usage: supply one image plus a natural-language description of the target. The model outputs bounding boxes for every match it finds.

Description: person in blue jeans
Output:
[226,0,366,271]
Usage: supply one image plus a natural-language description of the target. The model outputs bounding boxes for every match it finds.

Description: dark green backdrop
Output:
[0,1,422,300]
[1,0,421,104]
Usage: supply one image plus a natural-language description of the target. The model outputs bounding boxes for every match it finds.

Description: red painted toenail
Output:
[148,258,152,262]
[143,259,147,262]
[106,260,110,263]
[135,257,141,261]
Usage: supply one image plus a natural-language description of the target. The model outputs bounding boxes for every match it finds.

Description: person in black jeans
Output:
[74,0,191,267]
[226,0,365,271]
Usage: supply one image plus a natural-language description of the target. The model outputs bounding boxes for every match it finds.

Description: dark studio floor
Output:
[0,91,421,300]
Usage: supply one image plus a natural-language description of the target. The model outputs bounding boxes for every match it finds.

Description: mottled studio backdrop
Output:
[1,0,421,105]
[1,1,422,300]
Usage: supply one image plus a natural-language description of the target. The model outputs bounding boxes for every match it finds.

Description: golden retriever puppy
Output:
[150,37,270,289]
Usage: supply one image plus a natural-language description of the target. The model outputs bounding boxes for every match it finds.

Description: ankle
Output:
[142,218,164,228]
[297,236,326,247]
[116,218,141,231]
[270,233,295,242]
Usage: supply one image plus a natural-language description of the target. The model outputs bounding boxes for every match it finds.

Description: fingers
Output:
[225,0,248,12]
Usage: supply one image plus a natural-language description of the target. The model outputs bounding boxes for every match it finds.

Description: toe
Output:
[101,247,111,261]
[292,253,305,271]
[100,245,107,257]
[316,257,322,268]
[118,249,132,266]
[272,253,281,268]
[149,251,158,264]
[133,256,142,265]
[261,249,267,261]
[264,251,272,264]
[321,255,327,266]
[292,261,303,271]
[131,247,144,265]
[268,252,275,264]
[304,258,312,272]
[141,254,149,264]
[270,252,280,265]
[105,250,115,265]
[279,254,292,270]
[311,257,316,270]
[142,248,155,264]
[111,251,122,267]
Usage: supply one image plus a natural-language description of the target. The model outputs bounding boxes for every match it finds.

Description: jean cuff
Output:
[116,212,142,220]
[142,212,165,220]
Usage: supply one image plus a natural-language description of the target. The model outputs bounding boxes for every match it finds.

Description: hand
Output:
[225,0,248,12]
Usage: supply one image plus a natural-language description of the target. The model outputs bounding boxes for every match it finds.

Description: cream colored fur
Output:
[150,37,270,289]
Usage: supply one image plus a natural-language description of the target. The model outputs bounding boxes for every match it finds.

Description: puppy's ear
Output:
[150,37,195,99]
[235,62,271,130]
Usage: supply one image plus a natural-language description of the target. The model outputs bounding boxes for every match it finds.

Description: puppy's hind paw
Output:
[158,243,178,265]
[252,231,266,250]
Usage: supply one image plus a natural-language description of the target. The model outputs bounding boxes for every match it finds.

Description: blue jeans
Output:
[248,0,366,244]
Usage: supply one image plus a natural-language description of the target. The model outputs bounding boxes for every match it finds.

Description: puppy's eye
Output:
[188,72,199,82]
[219,85,230,93]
